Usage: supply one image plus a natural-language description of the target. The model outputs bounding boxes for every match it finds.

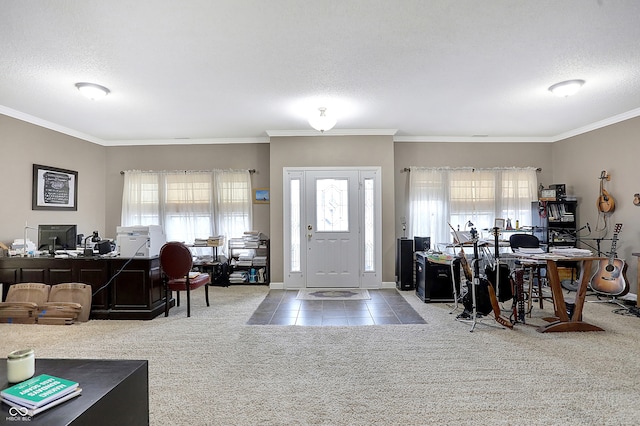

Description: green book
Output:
[1,374,79,409]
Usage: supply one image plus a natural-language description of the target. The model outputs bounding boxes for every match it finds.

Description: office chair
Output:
[160,242,211,317]
[509,233,552,315]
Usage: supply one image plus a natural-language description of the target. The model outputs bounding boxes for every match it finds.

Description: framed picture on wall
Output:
[254,188,270,204]
[32,164,78,211]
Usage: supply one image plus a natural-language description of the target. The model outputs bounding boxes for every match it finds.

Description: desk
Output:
[0,257,169,320]
[540,257,606,333]
[1,358,148,425]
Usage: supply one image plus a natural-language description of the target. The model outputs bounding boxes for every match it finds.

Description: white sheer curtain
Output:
[497,168,539,225]
[163,171,214,243]
[121,169,252,252]
[408,168,450,247]
[408,167,538,248]
[121,171,160,226]
[214,169,253,247]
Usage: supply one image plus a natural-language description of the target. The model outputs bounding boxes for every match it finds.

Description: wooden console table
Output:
[540,257,606,333]
[0,256,169,320]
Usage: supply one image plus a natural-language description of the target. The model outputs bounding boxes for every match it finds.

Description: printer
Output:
[116,225,166,258]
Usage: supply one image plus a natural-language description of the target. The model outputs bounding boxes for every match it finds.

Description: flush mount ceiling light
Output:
[548,79,585,97]
[75,82,110,100]
[308,107,336,132]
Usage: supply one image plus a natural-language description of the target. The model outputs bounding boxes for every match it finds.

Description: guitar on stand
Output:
[448,222,473,283]
[456,228,502,332]
[590,223,629,297]
[484,227,513,328]
[447,222,473,315]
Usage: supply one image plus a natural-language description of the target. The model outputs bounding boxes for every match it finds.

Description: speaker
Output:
[395,238,414,290]
[414,236,430,252]
[415,253,461,302]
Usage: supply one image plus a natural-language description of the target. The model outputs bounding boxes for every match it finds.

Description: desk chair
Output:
[509,234,552,315]
[160,242,211,317]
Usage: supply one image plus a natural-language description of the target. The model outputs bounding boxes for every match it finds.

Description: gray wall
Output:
[104,143,271,238]
[0,115,107,244]
[2,113,639,294]
[268,135,396,284]
[552,116,640,295]
[394,141,554,237]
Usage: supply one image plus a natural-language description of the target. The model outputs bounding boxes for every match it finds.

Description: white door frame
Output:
[283,167,382,289]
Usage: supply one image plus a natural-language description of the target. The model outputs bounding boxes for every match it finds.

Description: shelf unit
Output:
[532,200,578,250]
[228,234,269,285]
[190,237,229,286]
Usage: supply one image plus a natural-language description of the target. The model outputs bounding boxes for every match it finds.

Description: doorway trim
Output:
[283,167,382,289]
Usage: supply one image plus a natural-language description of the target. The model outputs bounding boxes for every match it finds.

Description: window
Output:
[363,178,374,272]
[121,170,252,252]
[315,178,349,232]
[164,172,214,243]
[408,167,538,248]
[289,178,301,272]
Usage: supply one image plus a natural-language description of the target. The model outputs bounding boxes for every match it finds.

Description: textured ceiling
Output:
[2,0,640,145]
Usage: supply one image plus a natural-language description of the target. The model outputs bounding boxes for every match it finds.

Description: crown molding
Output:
[393,135,556,143]
[4,104,640,145]
[266,129,398,137]
[0,105,104,145]
[101,137,270,146]
[551,106,640,141]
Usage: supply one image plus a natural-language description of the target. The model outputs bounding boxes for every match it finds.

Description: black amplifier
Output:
[415,253,461,302]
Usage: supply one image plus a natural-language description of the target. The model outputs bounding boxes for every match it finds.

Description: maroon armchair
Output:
[160,242,210,317]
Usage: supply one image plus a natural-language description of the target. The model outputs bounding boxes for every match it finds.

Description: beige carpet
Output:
[2,286,640,425]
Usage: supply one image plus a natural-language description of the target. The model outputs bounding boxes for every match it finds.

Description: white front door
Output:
[305,170,359,287]
[283,167,382,290]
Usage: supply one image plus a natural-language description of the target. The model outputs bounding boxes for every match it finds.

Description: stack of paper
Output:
[515,247,545,254]
[550,247,593,257]
[0,374,82,417]
[229,271,248,283]
[236,255,253,267]
[253,256,268,267]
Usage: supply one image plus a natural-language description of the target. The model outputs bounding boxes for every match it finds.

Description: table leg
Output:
[537,259,604,333]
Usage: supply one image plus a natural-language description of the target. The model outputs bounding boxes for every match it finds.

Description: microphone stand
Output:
[579,238,613,257]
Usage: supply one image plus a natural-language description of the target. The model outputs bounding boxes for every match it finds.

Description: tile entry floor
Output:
[247,289,427,326]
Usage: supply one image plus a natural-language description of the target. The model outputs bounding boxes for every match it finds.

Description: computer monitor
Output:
[38,224,77,252]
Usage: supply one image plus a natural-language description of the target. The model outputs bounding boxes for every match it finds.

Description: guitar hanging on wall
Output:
[589,223,629,296]
[597,170,615,213]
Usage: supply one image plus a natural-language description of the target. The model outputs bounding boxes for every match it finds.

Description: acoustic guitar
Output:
[597,170,615,213]
[590,223,629,296]
[447,222,472,282]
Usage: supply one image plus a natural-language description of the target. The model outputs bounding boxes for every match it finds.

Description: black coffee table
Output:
[1,358,148,425]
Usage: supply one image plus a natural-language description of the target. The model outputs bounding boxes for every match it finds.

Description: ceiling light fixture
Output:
[75,82,110,100]
[548,79,585,97]
[308,107,336,132]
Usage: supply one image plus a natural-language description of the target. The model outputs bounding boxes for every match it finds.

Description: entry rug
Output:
[296,289,371,301]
